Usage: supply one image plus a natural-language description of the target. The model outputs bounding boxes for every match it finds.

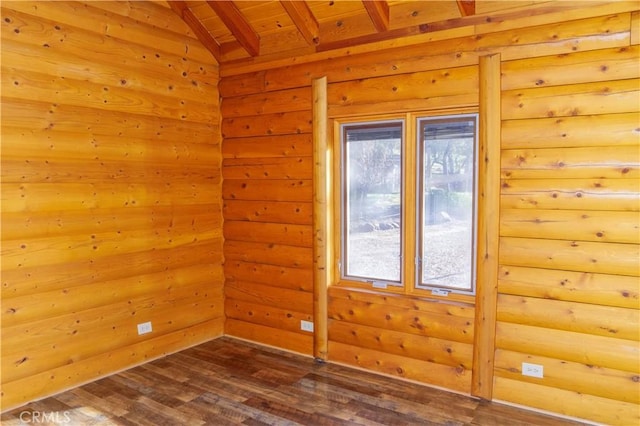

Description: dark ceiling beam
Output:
[168,1,221,61]
[280,0,320,46]
[456,0,476,17]
[206,0,260,57]
[362,0,389,32]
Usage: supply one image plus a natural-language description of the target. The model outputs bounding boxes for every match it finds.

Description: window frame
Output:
[340,119,405,286]
[415,114,479,295]
[332,110,479,302]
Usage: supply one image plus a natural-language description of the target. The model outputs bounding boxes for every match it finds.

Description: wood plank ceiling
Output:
[167,0,478,64]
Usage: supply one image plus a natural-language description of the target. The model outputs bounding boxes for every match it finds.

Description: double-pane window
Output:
[339,113,478,295]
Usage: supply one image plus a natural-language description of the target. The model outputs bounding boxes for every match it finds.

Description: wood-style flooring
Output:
[2,337,587,425]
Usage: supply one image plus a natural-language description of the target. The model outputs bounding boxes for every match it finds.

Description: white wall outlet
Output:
[137,321,153,335]
[522,362,544,378]
[300,320,314,332]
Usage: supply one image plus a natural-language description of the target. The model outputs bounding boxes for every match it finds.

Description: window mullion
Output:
[402,113,417,293]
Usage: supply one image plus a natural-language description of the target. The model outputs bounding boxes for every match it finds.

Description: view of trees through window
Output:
[418,116,477,291]
[341,114,477,293]
[344,122,402,282]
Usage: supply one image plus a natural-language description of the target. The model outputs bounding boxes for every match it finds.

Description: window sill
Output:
[330,281,476,307]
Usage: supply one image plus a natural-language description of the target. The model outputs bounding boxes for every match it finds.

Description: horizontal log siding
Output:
[322,50,480,392]
[0,1,223,410]
[495,40,639,426]
[220,5,639,425]
[328,288,475,393]
[221,101,315,354]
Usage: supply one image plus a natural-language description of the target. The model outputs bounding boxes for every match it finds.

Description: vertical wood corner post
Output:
[471,53,501,400]
[312,76,329,361]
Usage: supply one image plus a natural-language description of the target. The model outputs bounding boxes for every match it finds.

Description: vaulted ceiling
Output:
[167,0,482,64]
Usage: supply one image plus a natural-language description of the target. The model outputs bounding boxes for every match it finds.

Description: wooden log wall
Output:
[1,1,223,410]
[221,82,316,354]
[220,4,639,425]
[494,38,640,426]
[324,49,481,393]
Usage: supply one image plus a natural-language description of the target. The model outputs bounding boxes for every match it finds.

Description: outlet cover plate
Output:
[137,321,153,335]
[522,362,543,378]
[300,320,314,332]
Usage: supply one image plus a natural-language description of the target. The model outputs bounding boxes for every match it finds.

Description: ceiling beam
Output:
[362,0,389,33]
[206,0,260,57]
[319,6,488,54]
[280,0,320,46]
[168,1,221,61]
[456,0,476,17]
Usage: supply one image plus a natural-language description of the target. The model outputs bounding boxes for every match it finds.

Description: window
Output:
[341,121,403,284]
[417,116,477,292]
[338,113,478,295]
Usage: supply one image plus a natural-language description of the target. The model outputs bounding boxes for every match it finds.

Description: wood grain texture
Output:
[494,376,639,425]
[221,86,313,117]
[226,280,313,314]
[223,199,312,224]
[499,236,639,276]
[217,5,640,425]
[500,209,640,243]
[1,319,224,412]
[221,111,313,138]
[222,134,312,159]
[496,322,640,373]
[220,39,316,354]
[5,1,214,64]
[329,319,474,369]
[328,288,475,394]
[472,52,501,400]
[222,179,312,202]
[219,12,640,420]
[501,145,639,179]
[223,156,313,180]
[224,260,313,292]
[1,337,587,425]
[501,45,640,91]
[327,65,479,106]
[633,11,640,45]
[0,1,223,409]
[501,113,640,149]
[495,35,639,424]
[219,1,635,77]
[224,221,312,247]
[2,2,638,423]
[500,178,640,211]
[329,341,473,394]
[312,76,329,361]
[497,294,639,340]
[497,265,639,309]
[329,292,475,338]
[501,79,640,120]
[494,349,639,404]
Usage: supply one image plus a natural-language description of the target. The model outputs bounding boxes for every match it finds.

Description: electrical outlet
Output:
[300,320,314,332]
[522,362,543,378]
[137,321,153,335]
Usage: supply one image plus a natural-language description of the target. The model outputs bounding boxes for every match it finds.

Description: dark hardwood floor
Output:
[2,337,587,425]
